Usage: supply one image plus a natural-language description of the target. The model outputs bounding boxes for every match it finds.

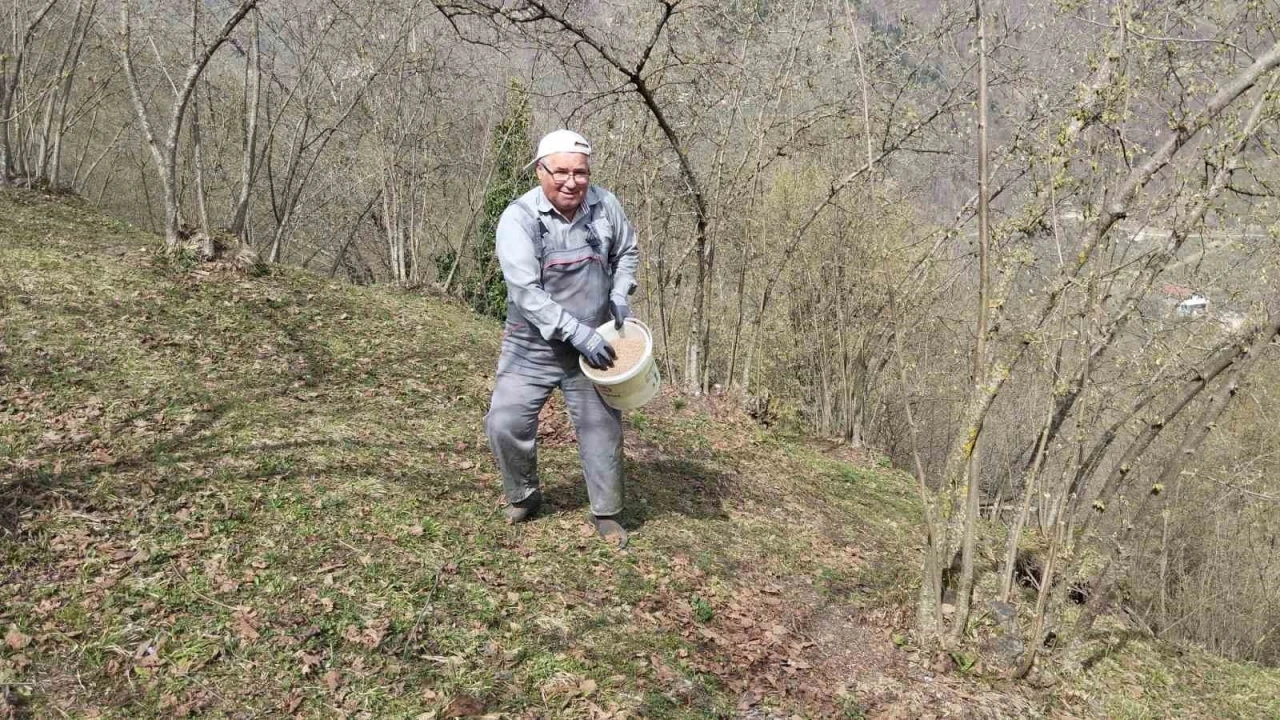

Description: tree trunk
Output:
[35,56,67,181]
[192,82,213,256]
[330,191,381,279]
[948,0,992,645]
[229,8,261,240]
[75,116,128,192]
[1,0,60,185]
[189,0,212,255]
[687,222,709,393]
[894,289,944,639]
[1077,335,1260,544]
[267,115,308,264]
[36,0,88,181]
[50,0,95,188]
[998,394,1055,603]
[1014,490,1065,678]
[726,243,750,390]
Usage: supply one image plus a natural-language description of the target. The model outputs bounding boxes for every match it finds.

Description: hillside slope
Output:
[1,189,1277,719]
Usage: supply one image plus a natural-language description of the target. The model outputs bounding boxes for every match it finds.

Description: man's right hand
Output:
[569,325,617,370]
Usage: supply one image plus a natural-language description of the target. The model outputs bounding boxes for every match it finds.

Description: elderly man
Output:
[484,130,639,547]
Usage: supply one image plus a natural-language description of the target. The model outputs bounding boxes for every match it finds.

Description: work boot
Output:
[592,515,628,549]
[504,490,542,524]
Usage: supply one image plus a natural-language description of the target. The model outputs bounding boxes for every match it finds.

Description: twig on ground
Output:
[170,567,240,612]
[402,561,448,661]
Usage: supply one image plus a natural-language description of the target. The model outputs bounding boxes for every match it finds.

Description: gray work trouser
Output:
[484,348,624,517]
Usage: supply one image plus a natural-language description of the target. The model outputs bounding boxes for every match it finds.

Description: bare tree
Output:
[948,0,993,645]
[118,0,258,252]
[1,0,60,184]
[228,7,261,241]
[925,31,1280,641]
[33,0,94,186]
[189,0,213,253]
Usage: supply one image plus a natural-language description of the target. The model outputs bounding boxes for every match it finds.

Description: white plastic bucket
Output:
[580,318,662,410]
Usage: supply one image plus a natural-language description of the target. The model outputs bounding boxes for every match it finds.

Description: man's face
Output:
[536,152,591,217]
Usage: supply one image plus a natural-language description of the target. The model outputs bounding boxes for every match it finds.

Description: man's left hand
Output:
[610,300,631,330]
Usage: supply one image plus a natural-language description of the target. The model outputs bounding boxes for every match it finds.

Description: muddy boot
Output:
[592,515,628,548]
[504,490,542,524]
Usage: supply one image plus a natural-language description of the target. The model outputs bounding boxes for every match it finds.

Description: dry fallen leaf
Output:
[298,651,323,675]
[442,695,485,718]
[323,669,342,693]
[234,607,261,642]
[342,622,386,649]
[5,625,31,650]
[137,649,163,668]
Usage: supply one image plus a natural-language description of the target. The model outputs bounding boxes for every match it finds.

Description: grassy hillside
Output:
[1,188,1278,719]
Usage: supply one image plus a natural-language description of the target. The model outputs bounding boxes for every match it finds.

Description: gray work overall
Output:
[483,201,624,517]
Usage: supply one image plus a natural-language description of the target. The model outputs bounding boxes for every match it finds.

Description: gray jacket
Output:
[495,185,639,343]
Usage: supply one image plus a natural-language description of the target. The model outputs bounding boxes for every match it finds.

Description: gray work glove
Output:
[610,300,631,330]
[569,324,617,370]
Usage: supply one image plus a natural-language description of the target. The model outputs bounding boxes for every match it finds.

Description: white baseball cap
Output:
[525,129,592,170]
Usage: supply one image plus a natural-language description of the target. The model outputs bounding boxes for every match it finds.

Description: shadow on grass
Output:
[1,292,491,537]
[0,389,481,536]
[540,456,733,530]
[0,397,230,535]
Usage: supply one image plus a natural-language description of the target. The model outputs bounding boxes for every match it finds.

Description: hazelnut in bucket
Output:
[580,318,662,410]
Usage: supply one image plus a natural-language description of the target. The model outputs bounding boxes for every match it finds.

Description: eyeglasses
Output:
[538,162,591,185]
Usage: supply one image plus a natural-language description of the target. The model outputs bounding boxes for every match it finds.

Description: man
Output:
[484,130,639,547]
